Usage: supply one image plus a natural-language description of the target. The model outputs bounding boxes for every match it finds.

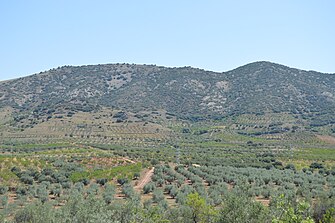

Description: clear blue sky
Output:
[1,0,334,80]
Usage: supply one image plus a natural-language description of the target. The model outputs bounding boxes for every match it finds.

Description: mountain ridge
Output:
[2,61,334,83]
[1,61,335,127]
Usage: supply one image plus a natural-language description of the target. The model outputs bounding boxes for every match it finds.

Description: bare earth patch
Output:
[316,135,335,144]
[134,167,154,192]
[255,197,270,206]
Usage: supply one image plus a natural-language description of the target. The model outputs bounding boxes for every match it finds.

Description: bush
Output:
[310,162,324,169]
[20,174,34,185]
[117,178,129,185]
[16,187,27,196]
[143,182,156,194]
[150,159,159,166]
[0,186,8,195]
[97,178,108,186]
[133,172,140,180]
[79,178,90,186]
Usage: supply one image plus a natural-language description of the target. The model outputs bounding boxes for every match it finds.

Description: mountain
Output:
[1,61,335,126]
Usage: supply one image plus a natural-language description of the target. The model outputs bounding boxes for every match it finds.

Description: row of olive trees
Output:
[4,190,333,223]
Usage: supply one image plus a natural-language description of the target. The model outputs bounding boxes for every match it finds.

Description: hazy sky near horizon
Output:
[1,0,334,80]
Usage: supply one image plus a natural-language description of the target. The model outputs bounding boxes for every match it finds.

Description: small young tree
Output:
[152,189,164,203]
[37,185,48,203]
[169,185,178,199]
[103,184,115,204]
[52,185,62,197]
[86,183,99,196]
[122,183,135,198]
[143,182,156,194]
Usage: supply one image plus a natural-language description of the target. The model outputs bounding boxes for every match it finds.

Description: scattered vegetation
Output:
[0,62,335,222]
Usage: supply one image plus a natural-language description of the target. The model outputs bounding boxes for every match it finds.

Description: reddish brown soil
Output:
[316,135,335,144]
[255,197,270,206]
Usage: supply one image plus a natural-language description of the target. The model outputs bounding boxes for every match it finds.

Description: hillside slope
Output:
[0,61,334,125]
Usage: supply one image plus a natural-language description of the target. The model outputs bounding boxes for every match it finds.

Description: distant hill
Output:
[1,61,334,126]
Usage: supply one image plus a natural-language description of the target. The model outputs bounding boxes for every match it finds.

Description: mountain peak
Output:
[232,61,290,71]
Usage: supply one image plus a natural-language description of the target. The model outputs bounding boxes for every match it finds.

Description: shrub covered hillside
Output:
[1,61,335,126]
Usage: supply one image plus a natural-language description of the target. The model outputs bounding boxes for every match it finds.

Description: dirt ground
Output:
[316,135,335,144]
[134,167,154,192]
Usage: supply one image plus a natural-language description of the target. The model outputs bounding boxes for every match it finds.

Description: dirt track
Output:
[135,167,154,191]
